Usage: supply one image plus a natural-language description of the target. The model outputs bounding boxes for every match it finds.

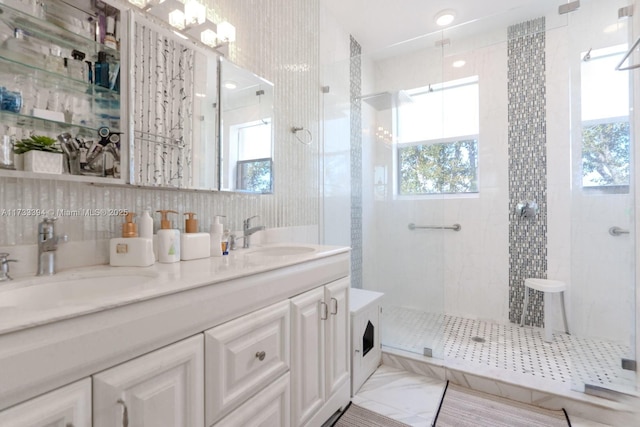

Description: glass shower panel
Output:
[361,39,447,360]
[567,0,637,395]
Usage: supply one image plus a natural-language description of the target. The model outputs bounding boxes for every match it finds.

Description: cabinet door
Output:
[0,378,91,427]
[214,373,290,427]
[93,335,204,427]
[205,300,290,425]
[290,287,325,427]
[324,278,350,399]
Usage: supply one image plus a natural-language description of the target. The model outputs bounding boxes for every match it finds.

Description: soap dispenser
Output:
[181,212,210,260]
[210,215,225,257]
[156,209,180,263]
[109,212,155,267]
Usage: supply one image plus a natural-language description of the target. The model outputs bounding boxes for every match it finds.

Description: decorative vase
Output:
[23,150,63,174]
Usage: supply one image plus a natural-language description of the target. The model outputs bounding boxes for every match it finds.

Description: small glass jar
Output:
[0,135,16,170]
[0,87,22,113]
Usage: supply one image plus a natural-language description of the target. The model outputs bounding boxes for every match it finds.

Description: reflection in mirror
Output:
[219,58,274,193]
[129,12,219,190]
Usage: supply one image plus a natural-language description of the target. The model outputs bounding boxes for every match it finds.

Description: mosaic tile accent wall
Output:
[350,35,363,289]
[0,0,320,246]
[507,17,547,327]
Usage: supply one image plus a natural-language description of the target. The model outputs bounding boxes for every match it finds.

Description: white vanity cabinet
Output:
[93,334,204,427]
[291,277,350,427]
[0,378,91,427]
[204,300,290,425]
[0,246,351,427]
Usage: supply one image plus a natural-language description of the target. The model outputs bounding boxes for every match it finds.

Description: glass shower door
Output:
[361,40,450,361]
[568,0,637,395]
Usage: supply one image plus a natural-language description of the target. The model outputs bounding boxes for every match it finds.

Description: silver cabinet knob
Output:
[255,351,266,361]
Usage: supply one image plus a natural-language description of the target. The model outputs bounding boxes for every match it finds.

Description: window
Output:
[580,45,630,191]
[396,76,479,195]
[232,120,272,193]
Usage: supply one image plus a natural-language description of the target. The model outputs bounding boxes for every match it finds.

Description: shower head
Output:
[358,90,413,111]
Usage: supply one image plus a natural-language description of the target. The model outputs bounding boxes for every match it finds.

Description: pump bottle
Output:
[156,210,180,263]
[109,212,155,267]
[181,212,210,260]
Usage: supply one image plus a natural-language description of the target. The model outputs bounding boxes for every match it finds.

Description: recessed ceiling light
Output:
[435,9,456,27]
[223,80,237,89]
[452,60,466,68]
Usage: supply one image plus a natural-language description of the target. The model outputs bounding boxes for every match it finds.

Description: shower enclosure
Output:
[321,0,637,397]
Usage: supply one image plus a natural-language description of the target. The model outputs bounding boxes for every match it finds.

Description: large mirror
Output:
[219,57,274,193]
[129,10,219,190]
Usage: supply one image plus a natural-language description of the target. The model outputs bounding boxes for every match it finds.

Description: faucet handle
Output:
[0,253,17,263]
[0,253,17,281]
[244,215,260,229]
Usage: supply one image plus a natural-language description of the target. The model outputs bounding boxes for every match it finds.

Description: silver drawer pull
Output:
[117,398,129,427]
[255,351,266,361]
[330,297,338,315]
[320,301,328,320]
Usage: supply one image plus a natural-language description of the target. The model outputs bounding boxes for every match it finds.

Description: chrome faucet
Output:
[0,253,17,282]
[37,217,67,276]
[241,215,265,249]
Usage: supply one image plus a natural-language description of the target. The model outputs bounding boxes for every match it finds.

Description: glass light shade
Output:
[217,21,236,42]
[201,29,218,47]
[185,0,206,26]
[168,9,185,29]
[128,0,151,7]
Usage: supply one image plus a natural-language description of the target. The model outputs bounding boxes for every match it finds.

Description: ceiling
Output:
[321,0,563,55]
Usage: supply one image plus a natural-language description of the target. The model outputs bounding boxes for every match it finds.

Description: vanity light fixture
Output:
[184,0,206,26]
[435,9,456,27]
[128,0,236,52]
[200,28,218,46]
[168,9,186,30]
[452,59,466,68]
[217,21,236,43]
[128,0,152,8]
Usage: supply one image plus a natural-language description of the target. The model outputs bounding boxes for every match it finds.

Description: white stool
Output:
[520,278,569,343]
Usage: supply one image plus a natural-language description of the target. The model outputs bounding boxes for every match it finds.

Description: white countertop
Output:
[0,244,349,335]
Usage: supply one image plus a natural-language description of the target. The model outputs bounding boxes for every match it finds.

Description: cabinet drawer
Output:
[213,372,290,427]
[205,300,290,425]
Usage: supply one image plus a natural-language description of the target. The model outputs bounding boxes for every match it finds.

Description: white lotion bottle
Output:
[181,212,210,260]
[140,207,158,261]
[156,209,180,263]
[210,215,225,257]
[139,207,154,239]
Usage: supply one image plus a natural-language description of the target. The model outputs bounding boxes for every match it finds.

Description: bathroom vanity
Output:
[0,244,350,427]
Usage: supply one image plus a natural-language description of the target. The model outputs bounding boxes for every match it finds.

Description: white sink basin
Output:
[0,271,158,311]
[249,245,317,256]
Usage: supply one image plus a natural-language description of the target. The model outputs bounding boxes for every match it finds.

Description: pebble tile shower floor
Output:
[382,306,635,392]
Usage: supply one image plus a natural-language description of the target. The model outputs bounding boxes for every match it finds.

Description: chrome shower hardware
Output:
[516,200,538,219]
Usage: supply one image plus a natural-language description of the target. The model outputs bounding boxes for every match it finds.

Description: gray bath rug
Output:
[334,403,411,427]
[434,382,571,427]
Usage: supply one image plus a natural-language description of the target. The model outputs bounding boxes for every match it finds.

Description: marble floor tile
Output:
[353,365,446,425]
